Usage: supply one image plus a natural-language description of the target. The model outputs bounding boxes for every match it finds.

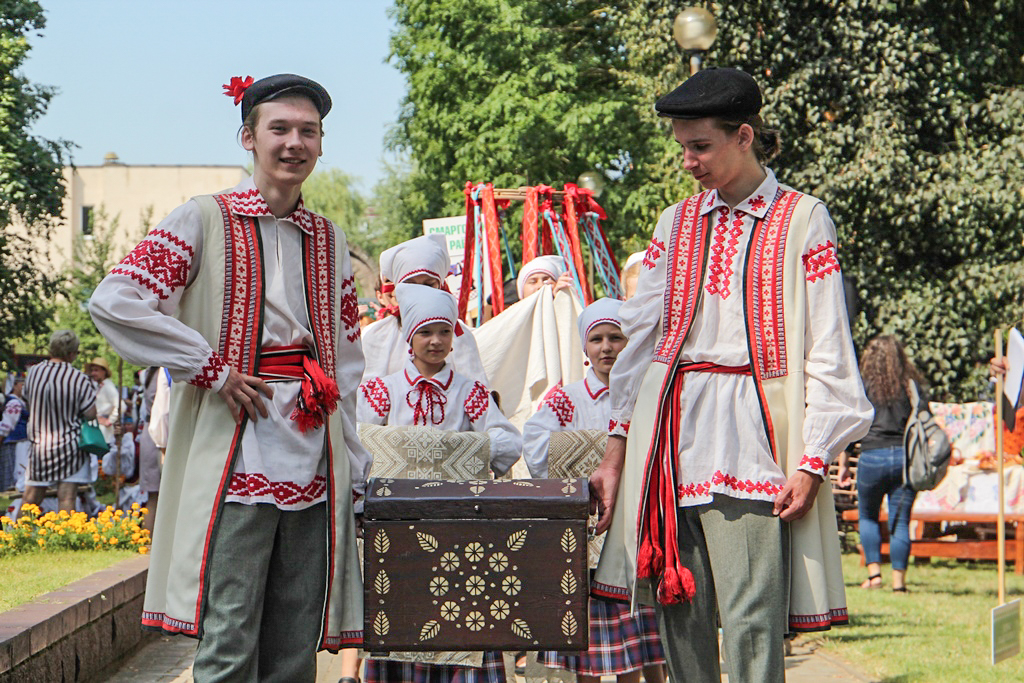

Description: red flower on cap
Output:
[222,76,254,105]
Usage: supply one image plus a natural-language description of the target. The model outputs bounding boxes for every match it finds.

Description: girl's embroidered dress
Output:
[358,284,522,683]
[523,298,665,677]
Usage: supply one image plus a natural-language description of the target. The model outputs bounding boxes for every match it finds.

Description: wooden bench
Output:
[841,508,1024,574]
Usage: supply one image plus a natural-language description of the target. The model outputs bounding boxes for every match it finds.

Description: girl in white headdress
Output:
[357,284,520,475]
[522,298,665,683]
[515,254,574,300]
[358,284,521,683]
[361,234,489,384]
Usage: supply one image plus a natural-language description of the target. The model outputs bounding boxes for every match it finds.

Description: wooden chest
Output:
[363,477,590,652]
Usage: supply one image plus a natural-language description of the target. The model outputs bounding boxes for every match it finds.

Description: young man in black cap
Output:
[91,74,371,681]
[589,68,872,682]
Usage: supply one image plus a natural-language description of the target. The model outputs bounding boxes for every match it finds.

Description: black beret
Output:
[655,68,762,120]
[239,74,332,122]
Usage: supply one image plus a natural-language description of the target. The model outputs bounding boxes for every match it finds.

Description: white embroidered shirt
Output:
[608,170,872,506]
[90,177,372,509]
[522,369,609,478]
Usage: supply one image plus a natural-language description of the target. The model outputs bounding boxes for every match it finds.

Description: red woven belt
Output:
[257,344,310,382]
[677,361,751,375]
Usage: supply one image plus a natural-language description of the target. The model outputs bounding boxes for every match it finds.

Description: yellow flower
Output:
[37,539,45,547]
[131,503,141,510]
[138,546,150,555]
[109,537,119,545]
[1,516,10,525]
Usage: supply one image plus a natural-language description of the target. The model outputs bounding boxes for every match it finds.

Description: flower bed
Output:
[0,504,150,556]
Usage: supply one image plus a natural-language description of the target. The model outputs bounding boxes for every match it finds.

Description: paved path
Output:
[107,634,877,682]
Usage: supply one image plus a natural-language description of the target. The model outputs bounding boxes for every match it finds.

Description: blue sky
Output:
[23,0,406,192]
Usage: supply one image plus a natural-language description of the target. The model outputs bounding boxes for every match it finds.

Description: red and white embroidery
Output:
[642,237,665,270]
[226,187,316,234]
[747,195,766,212]
[340,275,360,342]
[654,194,709,363]
[464,382,490,423]
[798,454,827,477]
[110,237,191,299]
[802,241,840,283]
[608,419,630,434]
[790,608,848,631]
[747,189,797,381]
[706,208,744,300]
[360,377,391,418]
[190,353,228,389]
[542,387,575,427]
[214,196,262,374]
[677,470,783,499]
[227,472,328,506]
[303,212,338,375]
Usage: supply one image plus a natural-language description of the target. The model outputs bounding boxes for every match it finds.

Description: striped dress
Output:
[24,360,96,482]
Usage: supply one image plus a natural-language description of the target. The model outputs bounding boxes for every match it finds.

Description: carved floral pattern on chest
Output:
[364,478,590,651]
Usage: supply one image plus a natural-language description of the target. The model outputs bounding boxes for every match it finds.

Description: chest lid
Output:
[364,477,589,521]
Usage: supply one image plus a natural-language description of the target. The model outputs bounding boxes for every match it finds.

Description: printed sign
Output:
[992,599,1021,664]
[423,216,491,313]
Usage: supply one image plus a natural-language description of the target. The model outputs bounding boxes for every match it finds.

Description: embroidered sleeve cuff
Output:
[608,419,630,438]
[797,451,830,479]
[189,353,230,391]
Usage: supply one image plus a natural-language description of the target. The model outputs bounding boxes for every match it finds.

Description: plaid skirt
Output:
[539,600,665,675]
[365,651,506,683]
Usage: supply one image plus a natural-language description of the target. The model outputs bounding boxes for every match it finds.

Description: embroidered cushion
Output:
[548,429,607,569]
[359,424,490,481]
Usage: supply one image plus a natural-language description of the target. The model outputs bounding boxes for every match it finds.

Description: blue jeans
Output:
[857,446,917,570]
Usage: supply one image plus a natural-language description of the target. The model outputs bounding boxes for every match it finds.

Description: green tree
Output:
[390,0,1024,400]
[614,0,1024,401]
[386,0,658,248]
[0,1,71,362]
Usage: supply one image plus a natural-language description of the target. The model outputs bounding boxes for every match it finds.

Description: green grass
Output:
[811,552,1024,682]
[0,549,135,613]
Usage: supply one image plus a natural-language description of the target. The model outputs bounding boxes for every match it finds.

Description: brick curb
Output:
[0,555,153,682]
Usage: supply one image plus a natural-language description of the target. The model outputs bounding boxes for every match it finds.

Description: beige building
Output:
[52,153,248,272]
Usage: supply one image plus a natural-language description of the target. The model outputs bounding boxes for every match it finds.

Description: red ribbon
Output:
[406,381,447,426]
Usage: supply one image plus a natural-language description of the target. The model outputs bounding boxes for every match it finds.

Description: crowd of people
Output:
[0,67,893,683]
[1,334,166,533]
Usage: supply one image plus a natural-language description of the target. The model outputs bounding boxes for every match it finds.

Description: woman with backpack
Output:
[839,335,927,592]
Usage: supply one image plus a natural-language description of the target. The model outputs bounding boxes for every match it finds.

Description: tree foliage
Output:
[386,0,660,249]
[656,0,1024,401]
[0,0,70,362]
[388,0,1024,401]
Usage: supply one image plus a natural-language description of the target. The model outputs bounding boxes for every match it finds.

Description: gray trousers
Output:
[656,496,788,683]
[193,501,328,683]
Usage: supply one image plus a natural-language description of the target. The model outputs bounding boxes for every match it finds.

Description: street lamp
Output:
[673,7,718,76]
[576,170,606,198]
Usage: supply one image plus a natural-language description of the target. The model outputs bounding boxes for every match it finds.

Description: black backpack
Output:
[902,381,952,491]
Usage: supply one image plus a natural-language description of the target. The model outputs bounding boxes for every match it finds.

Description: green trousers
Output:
[192,501,328,683]
[656,495,789,683]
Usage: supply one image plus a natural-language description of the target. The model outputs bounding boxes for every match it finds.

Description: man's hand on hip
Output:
[218,367,274,425]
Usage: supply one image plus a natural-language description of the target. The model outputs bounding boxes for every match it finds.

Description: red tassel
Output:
[636,538,655,579]
[649,543,665,577]
[657,566,687,605]
[289,356,339,433]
